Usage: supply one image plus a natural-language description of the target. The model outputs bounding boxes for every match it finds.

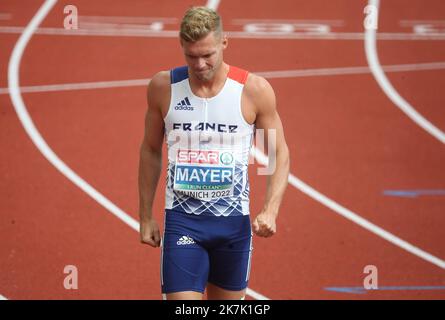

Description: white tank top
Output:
[164,65,254,216]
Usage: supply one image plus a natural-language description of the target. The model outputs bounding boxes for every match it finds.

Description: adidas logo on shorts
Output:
[177,235,195,245]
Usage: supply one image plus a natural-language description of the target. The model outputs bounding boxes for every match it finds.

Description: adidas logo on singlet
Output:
[177,235,195,245]
[174,96,194,111]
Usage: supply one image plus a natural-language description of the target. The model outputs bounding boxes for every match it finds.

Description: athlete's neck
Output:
[189,62,229,96]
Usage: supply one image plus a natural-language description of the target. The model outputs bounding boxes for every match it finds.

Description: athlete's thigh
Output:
[207,217,253,292]
[161,211,210,295]
[165,291,204,300]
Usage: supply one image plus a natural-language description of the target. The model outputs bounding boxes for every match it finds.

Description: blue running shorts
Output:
[161,209,253,294]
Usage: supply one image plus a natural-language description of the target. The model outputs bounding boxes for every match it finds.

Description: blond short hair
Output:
[180,7,222,42]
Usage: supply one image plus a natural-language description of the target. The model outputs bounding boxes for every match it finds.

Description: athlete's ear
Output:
[222,34,228,50]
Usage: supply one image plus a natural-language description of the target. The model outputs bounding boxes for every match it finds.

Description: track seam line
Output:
[365,0,445,144]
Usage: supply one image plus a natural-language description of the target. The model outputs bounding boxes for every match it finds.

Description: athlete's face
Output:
[181,31,228,82]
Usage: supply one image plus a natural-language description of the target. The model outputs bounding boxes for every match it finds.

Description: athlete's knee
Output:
[165,291,203,300]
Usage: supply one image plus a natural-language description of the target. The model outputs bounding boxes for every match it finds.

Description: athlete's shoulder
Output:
[243,73,276,111]
[244,73,273,95]
[147,71,170,112]
[149,70,170,90]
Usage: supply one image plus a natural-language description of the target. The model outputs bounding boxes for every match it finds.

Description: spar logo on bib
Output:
[220,152,233,165]
[173,149,234,199]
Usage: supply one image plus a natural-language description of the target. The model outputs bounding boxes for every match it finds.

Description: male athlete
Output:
[138,7,289,300]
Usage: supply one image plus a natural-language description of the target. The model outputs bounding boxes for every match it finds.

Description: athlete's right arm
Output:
[138,71,170,248]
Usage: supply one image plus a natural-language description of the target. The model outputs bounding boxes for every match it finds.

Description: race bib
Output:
[173,149,235,200]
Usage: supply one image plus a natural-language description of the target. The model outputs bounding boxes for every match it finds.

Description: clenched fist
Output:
[252,212,277,238]
[140,218,161,247]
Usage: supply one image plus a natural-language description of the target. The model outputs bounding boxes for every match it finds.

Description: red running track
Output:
[0,0,444,299]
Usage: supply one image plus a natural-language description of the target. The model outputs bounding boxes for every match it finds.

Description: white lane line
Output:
[365,0,445,144]
[400,20,445,26]
[0,26,181,37]
[0,294,7,300]
[7,0,267,301]
[2,62,445,95]
[230,31,445,40]
[78,15,178,24]
[79,22,164,31]
[8,0,140,231]
[1,26,445,40]
[8,0,443,304]
[0,13,12,20]
[232,18,345,26]
[8,0,142,229]
[206,0,221,10]
[0,78,151,94]
[246,288,269,300]
[257,62,445,78]
[252,147,445,270]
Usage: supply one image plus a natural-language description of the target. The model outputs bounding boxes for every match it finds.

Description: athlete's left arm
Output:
[245,74,290,238]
